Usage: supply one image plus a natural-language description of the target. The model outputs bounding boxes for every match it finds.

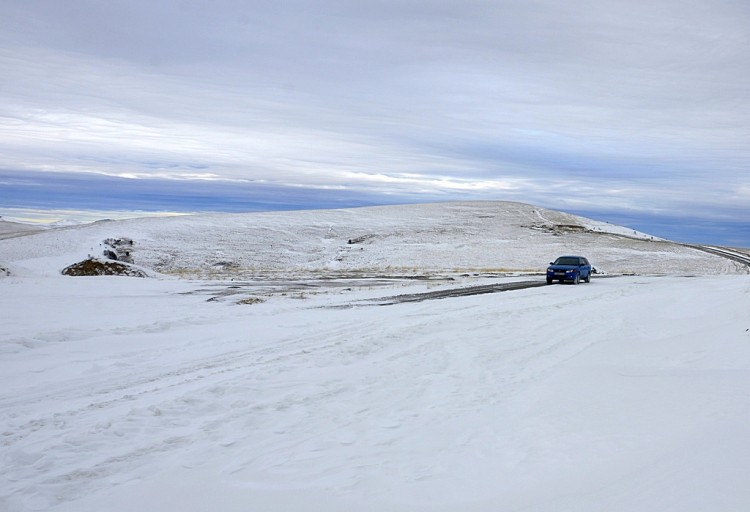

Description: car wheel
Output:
[546,278,553,284]
[585,273,590,283]
[573,274,580,285]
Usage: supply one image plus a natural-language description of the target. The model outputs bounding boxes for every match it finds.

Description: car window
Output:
[554,257,578,265]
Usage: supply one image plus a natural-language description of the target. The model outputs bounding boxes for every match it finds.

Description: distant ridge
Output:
[0,219,46,238]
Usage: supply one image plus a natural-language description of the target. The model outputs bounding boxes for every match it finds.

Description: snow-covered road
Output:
[2,274,749,511]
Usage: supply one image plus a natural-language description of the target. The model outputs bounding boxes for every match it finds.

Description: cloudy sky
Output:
[1,1,748,245]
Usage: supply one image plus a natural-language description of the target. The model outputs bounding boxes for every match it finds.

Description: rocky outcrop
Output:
[102,238,135,263]
[61,258,147,277]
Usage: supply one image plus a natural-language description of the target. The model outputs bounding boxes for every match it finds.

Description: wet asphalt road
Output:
[366,279,551,306]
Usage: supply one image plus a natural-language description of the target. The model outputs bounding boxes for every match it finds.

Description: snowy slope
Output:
[0,201,745,278]
[2,201,750,511]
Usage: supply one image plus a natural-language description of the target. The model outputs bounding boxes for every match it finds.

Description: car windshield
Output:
[554,257,579,265]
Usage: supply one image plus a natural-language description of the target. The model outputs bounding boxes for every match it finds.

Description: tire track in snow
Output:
[1,317,382,443]
[1,312,399,509]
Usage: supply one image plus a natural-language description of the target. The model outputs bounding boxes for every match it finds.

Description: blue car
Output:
[546,256,593,284]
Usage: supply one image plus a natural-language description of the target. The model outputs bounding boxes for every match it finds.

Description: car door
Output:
[581,258,591,277]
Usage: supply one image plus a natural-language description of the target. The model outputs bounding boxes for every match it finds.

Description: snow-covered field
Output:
[2,202,750,511]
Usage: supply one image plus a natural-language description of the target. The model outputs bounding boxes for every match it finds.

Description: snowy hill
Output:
[0,201,746,278]
[0,219,46,238]
[2,202,750,512]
